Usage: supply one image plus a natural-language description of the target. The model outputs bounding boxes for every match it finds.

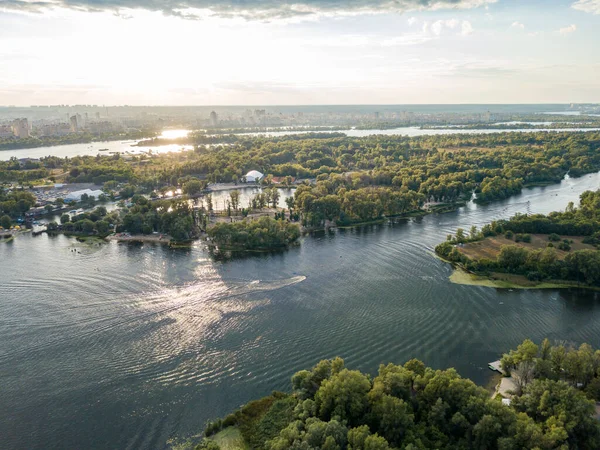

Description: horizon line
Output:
[2,102,599,108]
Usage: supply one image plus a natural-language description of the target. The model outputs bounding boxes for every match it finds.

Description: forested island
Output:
[0,129,157,151]
[436,190,600,289]
[207,216,300,251]
[185,338,600,450]
[2,131,600,248]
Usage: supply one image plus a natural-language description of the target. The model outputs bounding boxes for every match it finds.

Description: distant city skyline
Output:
[1,0,599,105]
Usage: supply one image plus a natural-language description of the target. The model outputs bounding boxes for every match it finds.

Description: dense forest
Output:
[208,216,300,250]
[0,189,36,219]
[436,190,600,286]
[3,131,600,242]
[3,132,599,228]
[45,196,198,242]
[195,340,600,450]
[115,196,198,241]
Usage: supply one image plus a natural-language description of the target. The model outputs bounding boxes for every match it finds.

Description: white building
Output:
[245,170,264,183]
[65,189,105,202]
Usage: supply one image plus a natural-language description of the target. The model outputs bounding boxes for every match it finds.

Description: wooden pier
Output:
[488,360,505,375]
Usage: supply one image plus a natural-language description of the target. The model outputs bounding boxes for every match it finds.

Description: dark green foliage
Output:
[315,369,372,425]
[208,352,600,450]
[247,396,298,449]
[183,179,206,196]
[119,199,197,242]
[0,189,36,218]
[0,214,11,229]
[205,393,297,450]
[557,240,571,251]
[208,216,300,250]
[3,132,600,237]
[513,379,600,449]
[514,233,531,243]
[194,440,221,450]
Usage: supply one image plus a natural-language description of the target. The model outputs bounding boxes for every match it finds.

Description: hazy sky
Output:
[1,0,599,105]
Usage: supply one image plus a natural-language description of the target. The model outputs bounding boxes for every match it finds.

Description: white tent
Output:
[245,170,264,183]
[65,189,104,202]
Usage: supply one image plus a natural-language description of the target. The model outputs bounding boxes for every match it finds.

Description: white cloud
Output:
[446,18,459,28]
[381,34,434,46]
[511,21,525,29]
[384,17,471,46]
[558,24,577,35]
[431,20,444,35]
[461,20,473,35]
[572,0,600,14]
[407,16,418,26]
[430,18,463,35]
[0,0,499,21]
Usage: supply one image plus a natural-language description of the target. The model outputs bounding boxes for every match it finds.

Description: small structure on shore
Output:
[245,170,264,183]
[488,360,505,374]
[65,189,104,202]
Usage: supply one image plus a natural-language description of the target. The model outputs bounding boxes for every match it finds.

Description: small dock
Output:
[488,360,505,375]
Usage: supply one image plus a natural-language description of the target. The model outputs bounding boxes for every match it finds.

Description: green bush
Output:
[515,233,531,243]
[558,241,571,251]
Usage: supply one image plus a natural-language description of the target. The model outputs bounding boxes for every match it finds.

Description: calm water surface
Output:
[2,172,600,450]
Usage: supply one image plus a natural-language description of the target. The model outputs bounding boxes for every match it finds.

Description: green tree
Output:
[512,379,600,449]
[229,190,240,211]
[315,369,371,425]
[183,179,204,196]
[95,220,109,234]
[206,194,213,213]
[0,214,11,229]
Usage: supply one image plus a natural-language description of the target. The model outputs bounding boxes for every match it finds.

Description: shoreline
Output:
[107,233,172,244]
[447,265,599,291]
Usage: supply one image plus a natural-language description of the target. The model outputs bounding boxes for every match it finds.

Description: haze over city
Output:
[2,0,600,105]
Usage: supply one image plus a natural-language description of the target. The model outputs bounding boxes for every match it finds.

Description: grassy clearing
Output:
[458,234,595,261]
[449,267,586,290]
[212,427,249,450]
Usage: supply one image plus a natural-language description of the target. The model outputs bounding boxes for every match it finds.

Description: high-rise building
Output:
[70,115,78,132]
[209,111,219,127]
[11,118,29,138]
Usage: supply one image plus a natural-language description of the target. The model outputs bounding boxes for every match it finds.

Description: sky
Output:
[0,0,599,105]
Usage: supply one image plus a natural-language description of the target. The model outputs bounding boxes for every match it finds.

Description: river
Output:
[2,127,599,161]
[2,172,600,450]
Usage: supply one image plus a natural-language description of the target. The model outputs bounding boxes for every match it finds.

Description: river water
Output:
[2,127,599,161]
[2,172,600,450]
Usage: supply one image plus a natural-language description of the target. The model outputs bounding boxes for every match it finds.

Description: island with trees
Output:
[2,131,600,250]
[0,129,158,151]
[436,190,600,289]
[207,216,300,252]
[183,337,600,450]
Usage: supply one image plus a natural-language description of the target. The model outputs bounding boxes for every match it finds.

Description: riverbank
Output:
[447,266,599,290]
[107,233,172,244]
[0,131,156,151]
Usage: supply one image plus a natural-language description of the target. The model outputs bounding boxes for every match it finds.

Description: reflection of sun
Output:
[159,129,190,139]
